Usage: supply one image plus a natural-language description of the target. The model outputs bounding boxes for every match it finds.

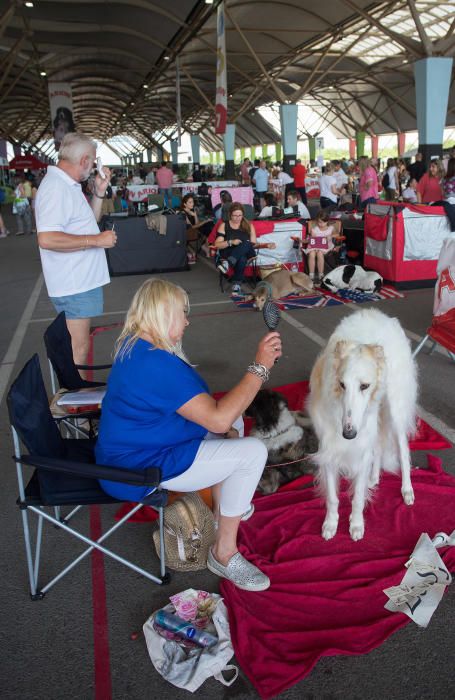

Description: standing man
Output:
[332,160,348,191]
[291,159,307,205]
[35,132,117,373]
[156,161,174,207]
[408,152,426,182]
[252,160,269,211]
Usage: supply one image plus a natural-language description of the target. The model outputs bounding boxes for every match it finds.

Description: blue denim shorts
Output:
[50,286,104,319]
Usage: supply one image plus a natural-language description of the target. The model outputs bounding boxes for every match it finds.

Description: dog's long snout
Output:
[342,426,357,440]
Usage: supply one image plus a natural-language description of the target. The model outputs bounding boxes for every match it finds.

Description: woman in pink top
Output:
[416,160,444,203]
[358,156,378,208]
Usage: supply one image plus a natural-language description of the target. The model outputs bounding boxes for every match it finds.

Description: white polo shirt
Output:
[35,166,110,297]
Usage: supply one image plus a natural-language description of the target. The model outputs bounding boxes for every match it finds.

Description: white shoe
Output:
[0,232,7,239]
[217,259,230,275]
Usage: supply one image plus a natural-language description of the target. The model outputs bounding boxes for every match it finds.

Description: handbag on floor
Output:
[153,492,216,571]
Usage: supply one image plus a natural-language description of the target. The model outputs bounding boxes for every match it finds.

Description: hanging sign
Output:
[48,82,76,151]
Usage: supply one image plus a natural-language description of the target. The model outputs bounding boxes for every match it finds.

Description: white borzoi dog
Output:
[308,308,417,541]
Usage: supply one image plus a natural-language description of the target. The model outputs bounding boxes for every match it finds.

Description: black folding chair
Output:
[44,311,110,394]
[8,355,169,600]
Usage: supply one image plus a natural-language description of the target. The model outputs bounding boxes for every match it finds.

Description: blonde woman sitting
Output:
[96,278,282,591]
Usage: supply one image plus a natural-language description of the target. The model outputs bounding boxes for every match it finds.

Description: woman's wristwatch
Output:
[247,362,270,382]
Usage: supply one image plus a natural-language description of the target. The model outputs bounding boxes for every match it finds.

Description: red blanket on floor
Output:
[221,456,455,699]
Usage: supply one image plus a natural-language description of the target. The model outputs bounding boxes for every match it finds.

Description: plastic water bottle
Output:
[154,609,218,648]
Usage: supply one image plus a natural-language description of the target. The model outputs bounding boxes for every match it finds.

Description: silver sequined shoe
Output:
[207,549,270,591]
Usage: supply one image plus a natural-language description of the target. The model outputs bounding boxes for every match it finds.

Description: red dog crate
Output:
[364,201,451,287]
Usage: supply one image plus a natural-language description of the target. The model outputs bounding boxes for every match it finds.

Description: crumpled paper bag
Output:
[384,530,455,627]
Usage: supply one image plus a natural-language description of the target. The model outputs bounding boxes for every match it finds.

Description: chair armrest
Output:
[17,455,162,487]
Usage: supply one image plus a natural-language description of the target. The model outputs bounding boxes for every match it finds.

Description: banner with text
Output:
[48,82,75,151]
[215,2,227,134]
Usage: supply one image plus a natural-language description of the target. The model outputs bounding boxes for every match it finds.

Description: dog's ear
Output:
[342,265,356,284]
[366,344,385,362]
[334,340,356,359]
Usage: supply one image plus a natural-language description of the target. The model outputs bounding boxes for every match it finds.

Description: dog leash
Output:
[264,454,315,469]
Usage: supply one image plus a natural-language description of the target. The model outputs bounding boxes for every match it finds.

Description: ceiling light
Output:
[143,84,148,88]
[25,2,34,7]
[40,71,46,76]
[163,56,170,61]
[205,0,214,4]
[122,113,126,116]
[131,101,135,105]
[402,59,408,64]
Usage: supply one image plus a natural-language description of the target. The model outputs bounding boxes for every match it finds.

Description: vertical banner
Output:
[48,82,75,151]
[0,139,7,165]
[176,58,182,147]
[215,2,227,135]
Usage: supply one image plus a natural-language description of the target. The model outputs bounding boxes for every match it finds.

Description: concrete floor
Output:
[0,208,454,700]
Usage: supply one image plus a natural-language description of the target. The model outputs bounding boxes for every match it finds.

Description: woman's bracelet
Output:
[93,190,105,199]
[247,362,270,383]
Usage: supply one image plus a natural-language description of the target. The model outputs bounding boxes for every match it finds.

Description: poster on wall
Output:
[215,2,227,134]
[48,82,76,150]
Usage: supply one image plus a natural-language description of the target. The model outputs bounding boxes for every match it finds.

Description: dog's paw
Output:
[349,519,365,541]
[322,518,338,540]
[401,486,415,505]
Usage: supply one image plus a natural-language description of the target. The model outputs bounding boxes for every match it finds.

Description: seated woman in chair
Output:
[96,278,282,592]
[303,210,342,284]
[214,202,275,294]
[180,194,213,261]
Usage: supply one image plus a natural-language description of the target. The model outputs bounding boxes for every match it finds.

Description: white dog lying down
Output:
[322,265,383,293]
[308,308,417,541]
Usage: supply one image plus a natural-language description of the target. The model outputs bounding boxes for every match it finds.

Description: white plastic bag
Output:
[143,595,238,692]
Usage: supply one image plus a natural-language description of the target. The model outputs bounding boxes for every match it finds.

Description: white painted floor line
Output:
[416,404,455,444]
[280,310,326,347]
[0,273,44,404]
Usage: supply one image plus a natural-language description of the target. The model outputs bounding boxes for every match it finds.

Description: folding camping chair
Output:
[44,311,111,437]
[412,238,455,362]
[44,312,110,395]
[7,355,169,600]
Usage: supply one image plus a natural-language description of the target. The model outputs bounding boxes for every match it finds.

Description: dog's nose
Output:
[342,427,357,440]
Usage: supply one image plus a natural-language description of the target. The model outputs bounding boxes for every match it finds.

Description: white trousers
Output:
[161,417,267,517]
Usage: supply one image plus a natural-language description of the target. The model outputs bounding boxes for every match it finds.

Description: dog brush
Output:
[263,300,281,363]
[263,300,280,331]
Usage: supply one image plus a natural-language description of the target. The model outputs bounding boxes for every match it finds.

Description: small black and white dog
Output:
[245,389,318,494]
[321,265,383,294]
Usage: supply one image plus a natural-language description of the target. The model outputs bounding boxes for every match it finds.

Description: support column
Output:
[240,147,246,161]
[397,132,406,157]
[170,139,179,173]
[190,134,200,166]
[414,57,453,165]
[279,104,298,174]
[308,137,316,163]
[349,138,356,160]
[275,142,282,163]
[356,131,366,158]
[371,135,379,160]
[223,123,236,179]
